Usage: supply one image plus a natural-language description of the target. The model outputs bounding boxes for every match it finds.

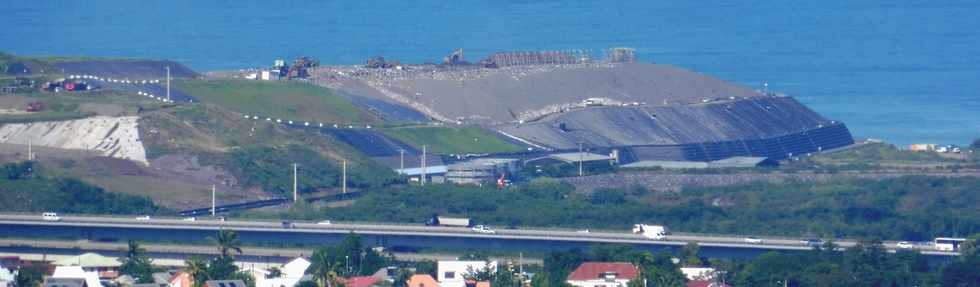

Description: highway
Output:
[0,213,958,257]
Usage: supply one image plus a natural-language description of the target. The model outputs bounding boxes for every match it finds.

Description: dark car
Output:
[800,238,824,247]
[281,221,293,229]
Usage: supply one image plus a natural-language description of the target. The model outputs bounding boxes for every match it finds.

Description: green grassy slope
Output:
[378,126,522,154]
[175,79,380,124]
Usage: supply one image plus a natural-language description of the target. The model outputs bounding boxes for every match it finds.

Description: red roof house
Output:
[566,262,639,287]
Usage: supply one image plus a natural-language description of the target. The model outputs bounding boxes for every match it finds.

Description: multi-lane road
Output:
[0,213,958,257]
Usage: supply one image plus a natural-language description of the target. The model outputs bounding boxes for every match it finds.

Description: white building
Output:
[437,261,497,287]
[52,266,102,287]
[565,262,638,287]
[248,257,311,287]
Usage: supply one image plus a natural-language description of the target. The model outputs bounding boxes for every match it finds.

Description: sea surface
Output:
[2,0,978,146]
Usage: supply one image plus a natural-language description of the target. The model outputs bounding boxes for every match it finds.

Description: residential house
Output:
[44,277,87,287]
[343,276,380,287]
[565,262,639,287]
[51,266,102,287]
[0,267,14,287]
[54,253,122,279]
[406,275,438,287]
[679,268,716,282]
[463,279,490,287]
[167,272,192,287]
[437,261,497,287]
[249,257,311,287]
[204,280,247,287]
[686,281,730,287]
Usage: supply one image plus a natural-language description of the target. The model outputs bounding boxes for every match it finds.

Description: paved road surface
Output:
[0,213,957,256]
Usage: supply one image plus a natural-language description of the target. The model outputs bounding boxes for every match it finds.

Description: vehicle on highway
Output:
[41,212,61,221]
[182,217,197,222]
[800,238,824,247]
[426,214,473,227]
[744,237,763,244]
[896,241,914,249]
[134,215,151,221]
[317,220,332,225]
[934,237,967,251]
[471,225,496,234]
[216,216,226,222]
[282,221,293,229]
[576,229,590,233]
[632,224,669,240]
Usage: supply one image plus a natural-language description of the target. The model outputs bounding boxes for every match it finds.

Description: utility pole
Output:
[292,163,298,203]
[399,149,405,174]
[420,145,427,186]
[342,160,347,194]
[165,66,171,102]
[27,140,33,161]
[211,184,216,217]
[578,142,584,176]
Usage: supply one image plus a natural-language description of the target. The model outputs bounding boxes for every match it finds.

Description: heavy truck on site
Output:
[633,224,669,240]
[425,214,474,227]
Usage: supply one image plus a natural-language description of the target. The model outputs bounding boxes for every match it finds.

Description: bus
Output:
[934,237,967,251]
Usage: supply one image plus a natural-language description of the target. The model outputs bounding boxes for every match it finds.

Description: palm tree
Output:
[209,229,243,258]
[183,256,210,287]
[308,248,341,287]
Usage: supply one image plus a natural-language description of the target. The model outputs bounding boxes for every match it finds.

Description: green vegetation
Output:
[181,230,254,287]
[378,126,522,154]
[795,143,972,169]
[224,144,397,196]
[174,79,378,124]
[120,241,156,283]
[262,176,980,241]
[0,161,161,215]
[0,110,94,124]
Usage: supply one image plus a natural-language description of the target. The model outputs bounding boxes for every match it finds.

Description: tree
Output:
[210,230,243,258]
[414,260,437,278]
[971,138,980,149]
[308,247,343,287]
[184,256,211,287]
[15,265,44,287]
[680,242,702,267]
[119,240,155,283]
[941,234,980,287]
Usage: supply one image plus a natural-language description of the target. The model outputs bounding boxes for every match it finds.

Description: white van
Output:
[42,212,62,221]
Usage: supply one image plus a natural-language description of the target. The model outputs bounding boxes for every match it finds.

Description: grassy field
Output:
[175,79,379,124]
[378,126,523,154]
[800,142,974,169]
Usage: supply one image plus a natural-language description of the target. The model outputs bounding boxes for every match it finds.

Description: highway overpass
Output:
[0,213,958,259]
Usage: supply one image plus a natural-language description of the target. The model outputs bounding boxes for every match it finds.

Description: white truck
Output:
[633,224,669,240]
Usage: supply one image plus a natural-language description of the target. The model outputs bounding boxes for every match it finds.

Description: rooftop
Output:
[566,262,638,281]
[53,253,121,268]
[547,152,613,164]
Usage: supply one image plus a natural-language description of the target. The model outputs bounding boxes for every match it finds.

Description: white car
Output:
[576,229,591,234]
[182,217,197,222]
[744,237,763,244]
[42,212,62,221]
[317,220,333,225]
[471,225,496,234]
[896,241,914,249]
[135,215,151,221]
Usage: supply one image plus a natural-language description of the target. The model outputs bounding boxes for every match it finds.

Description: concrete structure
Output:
[445,158,519,186]
[52,266,102,287]
[44,277,87,287]
[437,261,497,287]
[406,275,439,287]
[54,253,121,279]
[249,257,311,287]
[0,116,148,164]
[565,262,638,287]
[620,156,777,169]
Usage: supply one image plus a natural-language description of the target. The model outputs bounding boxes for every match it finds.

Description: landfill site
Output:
[309,48,855,165]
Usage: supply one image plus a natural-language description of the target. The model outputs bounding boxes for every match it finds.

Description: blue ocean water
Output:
[2,0,978,146]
